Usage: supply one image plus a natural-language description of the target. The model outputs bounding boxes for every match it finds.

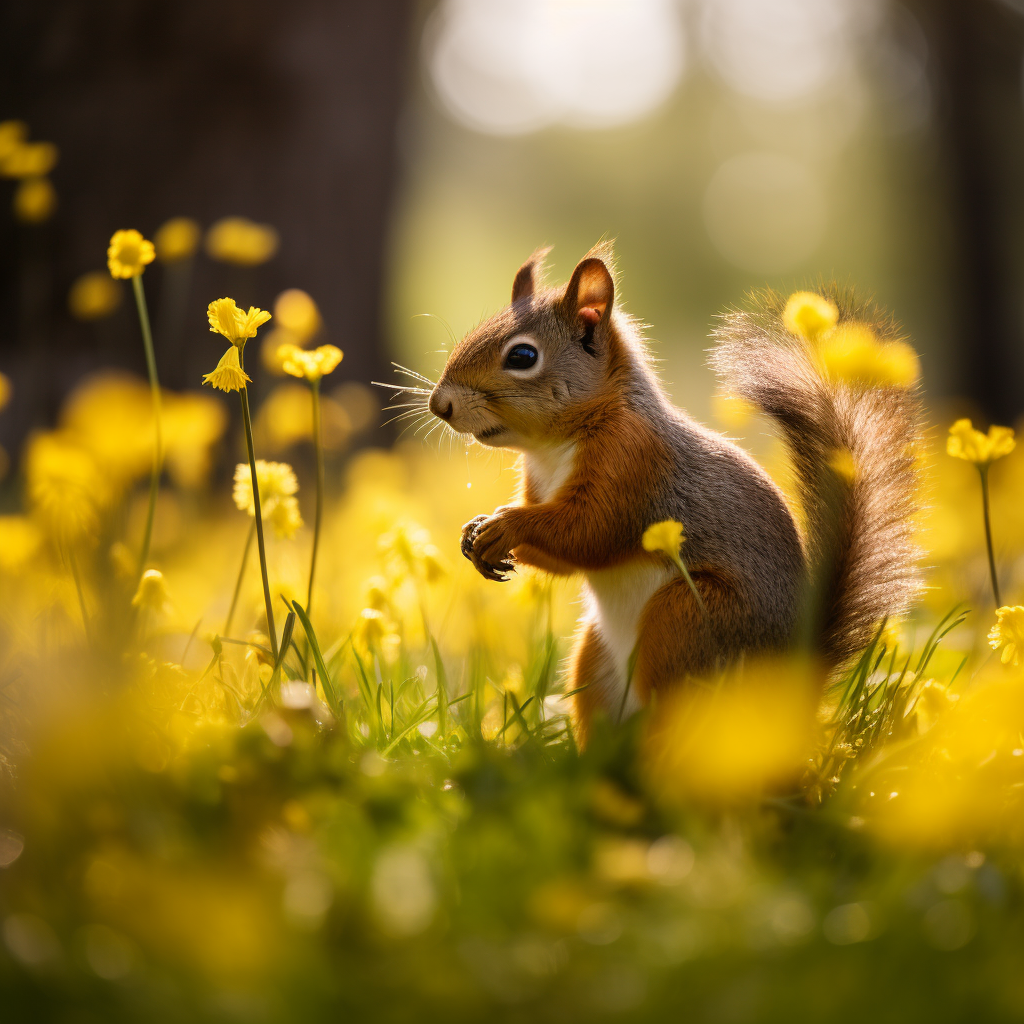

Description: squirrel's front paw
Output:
[460,513,514,582]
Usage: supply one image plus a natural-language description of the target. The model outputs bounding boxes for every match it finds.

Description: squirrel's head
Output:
[428,245,618,449]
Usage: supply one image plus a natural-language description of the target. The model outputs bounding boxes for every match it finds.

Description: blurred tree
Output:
[914,0,1024,423]
[0,0,415,451]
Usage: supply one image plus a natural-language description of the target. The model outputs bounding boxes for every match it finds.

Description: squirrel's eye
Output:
[505,343,538,370]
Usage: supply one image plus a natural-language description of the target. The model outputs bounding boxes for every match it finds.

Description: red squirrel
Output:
[426,244,921,744]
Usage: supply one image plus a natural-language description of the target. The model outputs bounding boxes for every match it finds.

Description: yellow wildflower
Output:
[947,419,1016,467]
[642,520,684,559]
[13,177,56,223]
[132,569,170,612]
[422,543,448,584]
[783,291,838,342]
[107,229,155,279]
[712,392,755,429]
[278,343,343,383]
[207,297,272,347]
[817,323,919,389]
[0,121,27,163]
[829,448,857,483]
[202,346,250,392]
[267,496,304,539]
[232,460,303,538]
[988,606,1024,666]
[68,272,122,321]
[205,216,279,266]
[162,392,228,489]
[0,140,58,178]
[274,289,321,341]
[0,516,43,574]
[154,217,200,262]
[0,372,10,411]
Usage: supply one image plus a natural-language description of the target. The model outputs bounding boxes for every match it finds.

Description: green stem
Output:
[979,467,1002,607]
[238,348,279,661]
[132,275,162,582]
[224,518,256,638]
[306,380,324,615]
[672,552,709,619]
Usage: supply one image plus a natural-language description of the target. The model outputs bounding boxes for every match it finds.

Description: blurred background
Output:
[3,0,1024,465]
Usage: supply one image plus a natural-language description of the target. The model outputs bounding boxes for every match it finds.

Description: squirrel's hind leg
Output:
[633,571,741,700]
[567,621,619,749]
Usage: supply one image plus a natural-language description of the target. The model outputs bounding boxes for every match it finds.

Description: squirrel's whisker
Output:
[391,362,437,386]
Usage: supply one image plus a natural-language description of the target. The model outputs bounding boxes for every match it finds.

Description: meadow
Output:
[3,217,1024,1023]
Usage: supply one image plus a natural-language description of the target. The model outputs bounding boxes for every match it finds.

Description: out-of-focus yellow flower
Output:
[422,544,448,584]
[904,679,959,736]
[712,392,754,429]
[0,121,27,163]
[783,291,839,342]
[207,297,271,347]
[646,658,817,802]
[0,140,58,178]
[642,520,684,559]
[68,271,122,321]
[829,447,857,483]
[132,569,170,612]
[25,430,112,543]
[0,372,10,411]
[205,217,278,266]
[989,606,1024,666]
[13,177,56,223]
[0,515,44,573]
[254,383,352,453]
[62,374,152,481]
[364,576,391,611]
[378,522,442,582]
[232,461,303,538]
[817,323,920,389]
[274,289,321,341]
[947,419,1015,467]
[162,392,228,489]
[355,608,400,661]
[278,343,343,383]
[154,217,200,263]
[107,229,155,279]
[203,346,250,392]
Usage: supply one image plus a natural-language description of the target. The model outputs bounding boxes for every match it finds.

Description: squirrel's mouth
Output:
[474,425,506,441]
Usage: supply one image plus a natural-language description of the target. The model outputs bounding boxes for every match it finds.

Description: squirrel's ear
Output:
[511,246,552,303]
[561,256,615,326]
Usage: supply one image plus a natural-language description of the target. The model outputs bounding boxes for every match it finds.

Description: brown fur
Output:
[428,249,921,743]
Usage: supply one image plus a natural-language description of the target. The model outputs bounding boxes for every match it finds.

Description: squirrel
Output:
[426,243,922,745]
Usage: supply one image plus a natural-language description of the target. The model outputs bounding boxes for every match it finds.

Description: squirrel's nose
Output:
[429,388,454,420]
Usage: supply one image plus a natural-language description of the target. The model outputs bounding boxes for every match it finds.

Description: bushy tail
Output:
[709,286,923,666]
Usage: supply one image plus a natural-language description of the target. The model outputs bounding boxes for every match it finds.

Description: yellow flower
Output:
[0,515,43,574]
[207,297,272,347]
[232,460,303,538]
[422,544,448,584]
[107,229,155,279]
[274,289,321,341]
[154,217,200,262]
[947,419,1016,467]
[68,271,122,321]
[783,291,838,342]
[0,372,10,412]
[278,343,343,383]
[0,140,58,179]
[132,569,170,612]
[162,392,228,489]
[0,121,27,163]
[817,323,920,389]
[642,520,684,559]
[205,216,279,266]
[712,392,755,429]
[13,177,56,223]
[202,346,251,392]
[988,606,1024,666]
[828,447,857,483]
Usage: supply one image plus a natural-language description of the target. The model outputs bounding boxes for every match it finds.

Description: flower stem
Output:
[238,350,278,661]
[132,274,162,582]
[979,467,1002,607]
[224,518,256,638]
[306,380,324,616]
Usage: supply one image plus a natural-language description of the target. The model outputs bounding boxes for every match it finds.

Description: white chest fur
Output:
[523,442,577,503]
[584,560,674,716]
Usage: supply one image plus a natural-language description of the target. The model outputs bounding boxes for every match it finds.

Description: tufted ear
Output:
[511,245,552,303]
[560,256,615,329]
